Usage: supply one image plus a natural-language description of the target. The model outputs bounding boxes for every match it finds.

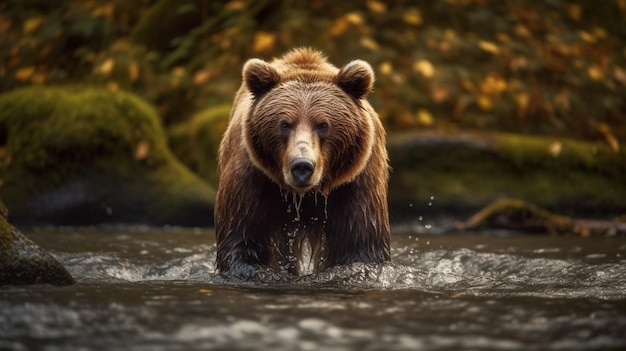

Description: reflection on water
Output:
[1,226,625,350]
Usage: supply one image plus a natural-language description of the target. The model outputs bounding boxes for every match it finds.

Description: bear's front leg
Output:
[321,180,391,270]
[215,225,271,279]
[214,167,286,279]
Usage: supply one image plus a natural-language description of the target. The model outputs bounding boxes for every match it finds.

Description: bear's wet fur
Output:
[215,48,390,279]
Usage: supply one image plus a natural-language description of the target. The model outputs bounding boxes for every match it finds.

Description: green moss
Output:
[0,214,75,285]
[388,131,626,218]
[168,104,230,186]
[0,86,215,226]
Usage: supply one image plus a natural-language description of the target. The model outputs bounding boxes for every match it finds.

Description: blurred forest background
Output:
[2,0,625,146]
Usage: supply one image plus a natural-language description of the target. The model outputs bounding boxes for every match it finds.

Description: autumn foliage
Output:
[1,0,625,147]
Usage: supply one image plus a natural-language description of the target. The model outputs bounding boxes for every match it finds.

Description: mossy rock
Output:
[0,86,215,226]
[0,206,75,285]
[388,130,626,220]
[167,104,230,187]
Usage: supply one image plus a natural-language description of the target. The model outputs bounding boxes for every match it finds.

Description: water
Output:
[1,225,625,350]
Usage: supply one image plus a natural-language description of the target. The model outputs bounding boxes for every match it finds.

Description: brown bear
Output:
[215,48,390,279]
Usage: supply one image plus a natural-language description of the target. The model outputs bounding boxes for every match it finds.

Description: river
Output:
[1,224,625,350]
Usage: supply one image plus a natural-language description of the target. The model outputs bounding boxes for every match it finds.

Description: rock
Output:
[0,86,215,226]
[0,202,75,286]
[388,130,626,221]
[167,104,230,187]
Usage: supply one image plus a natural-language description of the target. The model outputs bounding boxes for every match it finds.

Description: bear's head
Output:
[241,49,376,195]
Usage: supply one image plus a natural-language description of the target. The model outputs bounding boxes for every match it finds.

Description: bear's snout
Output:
[289,157,315,187]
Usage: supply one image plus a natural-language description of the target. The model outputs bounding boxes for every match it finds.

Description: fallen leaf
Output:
[135,141,150,160]
[128,61,139,82]
[515,24,531,38]
[429,84,450,103]
[579,30,596,43]
[413,59,434,78]
[330,18,349,36]
[345,12,364,25]
[15,66,35,81]
[478,40,500,54]
[193,69,212,85]
[567,3,582,21]
[547,141,562,157]
[416,109,434,126]
[225,1,245,11]
[360,37,380,51]
[252,31,275,53]
[366,0,387,13]
[477,95,492,111]
[402,8,422,26]
[23,16,44,33]
[96,58,115,76]
[479,73,507,95]
[614,66,626,85]
[379,61,393,75]
[587,65,604,81]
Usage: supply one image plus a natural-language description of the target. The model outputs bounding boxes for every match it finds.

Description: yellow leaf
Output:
[330,18,349,36]
[480,73,507,95]
[193,69,212,86]
[92,3,114,18]
[170,66,186,87]
[496,32,511,43]
[579,30,596,43]
[594,122,620,151]
[345,12,364,25]
[614,66,626,85]
[225,1,245,11]
[416,109,434,126]
[587,65,603,81]
[23,16,44,33]
[402,8,422,26]
[106,82,119,92]
[15,66,35,81]
[31,73,46,84]
[360,37,380,51]
[567,3,582,21]
[135,141,150,160]
[429,84,450,104]
[128,62,139,82]
[478,40,500,54]
[515,93,530,110]
[96,58,115,76]
[593,27,607,39]
[252,31,275,53]
[515,24,531,38]
[547,141,562,157]
[413,59,434,78]
[477,95,492,111]
[379,61,393,75]
[366,0,387,13]
[444,29,456,40]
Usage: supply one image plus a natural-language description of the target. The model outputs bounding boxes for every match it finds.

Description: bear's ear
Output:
[337,60,375,99]
[243,59,280,98]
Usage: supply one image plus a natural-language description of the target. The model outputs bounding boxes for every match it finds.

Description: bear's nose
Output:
[290,158,314,186]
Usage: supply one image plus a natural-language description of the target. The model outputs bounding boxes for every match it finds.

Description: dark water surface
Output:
[1,225,625,350]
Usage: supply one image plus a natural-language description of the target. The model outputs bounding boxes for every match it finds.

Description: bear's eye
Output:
[280,121,292,131]
[316,122,329,132]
